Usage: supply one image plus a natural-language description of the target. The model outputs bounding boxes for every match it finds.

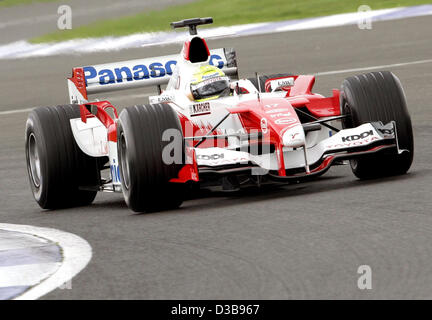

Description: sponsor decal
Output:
[265,108,289,114]
[378,128,394,135]
[197,156,249,165]
[327,136,380,149]
[83,54,224,86]
[282,125,304,148]
[269,112,291,118]
[341,130,373,142]
[276,78,294,87]
[197,153,224,161]
[149,94,174,104]
[274,118,297,125]
[159,95,173,102]
[270,77,294,90]
[264,103,279,108]
[190,102,211,116]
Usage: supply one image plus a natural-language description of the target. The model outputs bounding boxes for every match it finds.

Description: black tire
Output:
[340,71,414,179]
[248,73,294,92]
[25,105,99,209]
[117,104,185,212]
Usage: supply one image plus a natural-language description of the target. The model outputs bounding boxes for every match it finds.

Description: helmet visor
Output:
[191,76,230,100]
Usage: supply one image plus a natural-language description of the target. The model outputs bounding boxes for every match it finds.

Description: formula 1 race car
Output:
[25,17,414,212]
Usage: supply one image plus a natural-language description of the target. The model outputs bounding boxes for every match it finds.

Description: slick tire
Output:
[340,71,414,179]
[25,105,99,209]
[117,104,185,213]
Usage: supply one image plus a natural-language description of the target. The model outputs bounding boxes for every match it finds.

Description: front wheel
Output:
[340,71,414,179]
[117,104,186,212]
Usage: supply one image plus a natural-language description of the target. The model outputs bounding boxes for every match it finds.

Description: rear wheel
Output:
[248,73,294,92]
[25,105,99,209]
[117,104,185,212]
[340,71,414,179]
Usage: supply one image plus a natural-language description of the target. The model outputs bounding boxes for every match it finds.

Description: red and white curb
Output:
[0,4,431,59]
[0,223,92,300]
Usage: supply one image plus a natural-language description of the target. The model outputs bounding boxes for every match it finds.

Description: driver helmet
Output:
[189,65,230,101]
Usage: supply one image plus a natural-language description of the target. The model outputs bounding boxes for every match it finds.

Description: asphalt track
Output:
[0,15,432,299]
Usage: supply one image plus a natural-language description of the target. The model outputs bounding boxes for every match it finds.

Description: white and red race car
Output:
[25,18,414,212]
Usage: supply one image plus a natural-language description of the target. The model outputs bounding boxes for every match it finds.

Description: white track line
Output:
[0,58,431,116]
[0,223,92,300]
[277,8,398,32]
[315,58,432,76]
[0,108,33,116]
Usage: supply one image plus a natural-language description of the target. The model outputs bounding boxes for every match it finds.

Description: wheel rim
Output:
[119,132,130,189]
[28,133,41,188]
[350,158,358,170]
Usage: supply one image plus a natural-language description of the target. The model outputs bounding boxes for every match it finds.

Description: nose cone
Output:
[282,125,305,148]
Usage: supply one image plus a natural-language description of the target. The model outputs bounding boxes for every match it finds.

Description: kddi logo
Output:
[197,153,224,160]
[190,102,210,116]
[342,130,373,142]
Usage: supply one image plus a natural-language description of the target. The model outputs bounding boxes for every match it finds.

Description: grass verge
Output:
[0,0,59,8]
[31,0,432,43]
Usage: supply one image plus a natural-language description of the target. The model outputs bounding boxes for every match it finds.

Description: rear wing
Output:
[68,48,238,104]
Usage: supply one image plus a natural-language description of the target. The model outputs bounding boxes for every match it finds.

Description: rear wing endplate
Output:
[68,47,238,104]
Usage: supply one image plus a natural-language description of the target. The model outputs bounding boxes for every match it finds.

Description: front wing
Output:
[193,121,401,180]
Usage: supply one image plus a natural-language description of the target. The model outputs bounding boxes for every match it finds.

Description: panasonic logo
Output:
[83,55,225,86]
